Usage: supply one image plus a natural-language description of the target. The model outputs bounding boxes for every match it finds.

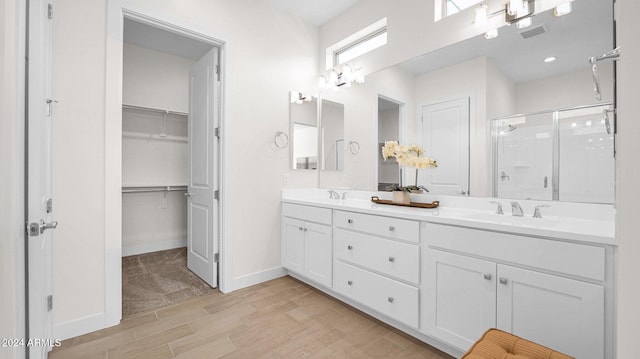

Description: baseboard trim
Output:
[121,239,186,257]
[230,266,286,291]
[54,313,105,341]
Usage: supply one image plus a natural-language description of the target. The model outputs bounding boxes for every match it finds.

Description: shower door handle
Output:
[544,176,548,188]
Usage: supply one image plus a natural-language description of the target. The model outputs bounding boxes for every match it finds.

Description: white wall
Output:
[515,63,614,114]
[616,1,640,357]
[52,0,319,338]
[121,43,192,255]
[0,0,26,357]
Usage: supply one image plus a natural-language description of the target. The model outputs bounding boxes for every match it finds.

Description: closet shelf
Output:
[122,104,188,117]
[122,131,188,143]
[122,185,188,194]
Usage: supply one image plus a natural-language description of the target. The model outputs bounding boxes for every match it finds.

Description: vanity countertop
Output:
[282,190,616,246]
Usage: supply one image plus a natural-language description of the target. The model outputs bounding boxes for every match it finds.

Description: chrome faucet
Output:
[533,204,550,218]
[341,192,348,200]
[511,201,524,217]
[489,201,504,215]
[327,190,340,199]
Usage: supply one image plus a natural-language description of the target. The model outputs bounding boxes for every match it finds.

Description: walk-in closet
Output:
[121,18,220,317]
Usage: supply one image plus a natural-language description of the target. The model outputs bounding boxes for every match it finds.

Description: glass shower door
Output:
[495,113,554,200]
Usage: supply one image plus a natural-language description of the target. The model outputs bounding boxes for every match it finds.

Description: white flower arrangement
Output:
[381,141,438,192]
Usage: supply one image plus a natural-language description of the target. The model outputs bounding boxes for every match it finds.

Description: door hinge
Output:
[214,127,220,138]
[213,253,219,263]
[47,4,53,19]
[47,295,53,311]
[215,64,220,81]
[214,190,220,200]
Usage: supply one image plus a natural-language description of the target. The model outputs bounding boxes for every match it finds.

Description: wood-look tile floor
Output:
[50,276,455,359]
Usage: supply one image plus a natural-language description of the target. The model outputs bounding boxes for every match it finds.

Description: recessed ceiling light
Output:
[544,56,556,63]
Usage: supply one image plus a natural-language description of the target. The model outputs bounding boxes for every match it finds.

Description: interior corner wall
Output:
[0,0,26,357]
[615,0,640,357]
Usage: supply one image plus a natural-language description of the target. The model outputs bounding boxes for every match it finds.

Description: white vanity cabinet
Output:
[282,203,332,288]
[332,210,420,328]
[422,222,607,359]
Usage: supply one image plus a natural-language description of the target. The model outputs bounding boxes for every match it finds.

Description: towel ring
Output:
[348,141,360,155]
[274,131,289,149]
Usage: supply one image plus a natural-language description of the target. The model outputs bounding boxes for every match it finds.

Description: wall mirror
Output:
[318,0,614,203]
[320,99,345,171]
[290,92,318,170]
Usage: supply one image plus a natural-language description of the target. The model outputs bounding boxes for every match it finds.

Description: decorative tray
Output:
[371,196,440,209]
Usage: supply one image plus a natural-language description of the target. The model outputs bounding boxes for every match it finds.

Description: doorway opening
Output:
[377,96,402,191]
[120,17,222,318]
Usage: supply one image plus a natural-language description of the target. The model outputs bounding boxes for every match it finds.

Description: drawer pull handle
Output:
[499,277,508,285]
[347,245,353,250]
[388,257,395,262]
[347,219,353,224]
[388,226,395,231]
[483,273,492,280]
[347,280,353,286]
[388,297,394,303]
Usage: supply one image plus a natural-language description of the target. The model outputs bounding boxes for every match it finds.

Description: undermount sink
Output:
[463,212,560,227]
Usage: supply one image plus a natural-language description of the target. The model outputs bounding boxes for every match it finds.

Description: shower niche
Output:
[493,103,614,204]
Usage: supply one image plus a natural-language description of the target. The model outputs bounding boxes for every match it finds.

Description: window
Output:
[325,18,387,69]
[436,0,482,21]
[334,29,387,66]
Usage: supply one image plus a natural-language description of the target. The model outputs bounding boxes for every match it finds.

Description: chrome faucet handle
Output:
[511,201,524,217]
[489,201,504,215]
[341,192,348,200]
[533,204,551,218]
[327,190,339,199]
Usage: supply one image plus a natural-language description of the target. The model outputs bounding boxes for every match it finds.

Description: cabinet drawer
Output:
[282,203,332,225]
[334,210,419,243]
[334,228,419,284]
[333,260,419,328]
[424,223,606,281]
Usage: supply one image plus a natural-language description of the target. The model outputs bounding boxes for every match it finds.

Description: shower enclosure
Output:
[493,103,614,203]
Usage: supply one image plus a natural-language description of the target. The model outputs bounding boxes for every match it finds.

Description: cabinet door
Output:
[282,217,305,274]
[422,249,496,351]
[304,222,332,288]
[497,265,604,359]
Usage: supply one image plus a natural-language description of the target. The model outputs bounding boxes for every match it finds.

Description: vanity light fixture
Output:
[516,16,532,29]
[290,91,314,104]
[485,28,499,39]
[319,63,365,91]
[474,0,540,39]
[554,1,572,17]
[474,3,488,26]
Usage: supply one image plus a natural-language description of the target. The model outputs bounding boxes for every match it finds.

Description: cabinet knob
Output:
[388,225,395,231]
[347,245,353,250]
[347,219,353,224]
[499,277,508,285]
[483,273,492,280]
[388,297,394,303]
[298,227,304,231]
[347,280,353,286]
[304,228,308,232]
[388,256,395,262]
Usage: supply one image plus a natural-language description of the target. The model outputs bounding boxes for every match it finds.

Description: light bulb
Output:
[474,4,488,26]
[508,0,524,15]
[554,2,572,16]
[485,28,498,39]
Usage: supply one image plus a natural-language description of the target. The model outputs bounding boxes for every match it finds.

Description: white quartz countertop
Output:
[282,190,616,246]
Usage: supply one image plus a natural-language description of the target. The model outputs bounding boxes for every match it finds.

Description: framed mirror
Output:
[290,92,318,170]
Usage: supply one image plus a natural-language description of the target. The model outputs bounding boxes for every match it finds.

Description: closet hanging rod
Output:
[122,185,188,194]
[122,104,188,117]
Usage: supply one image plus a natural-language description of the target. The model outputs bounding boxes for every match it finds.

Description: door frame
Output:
[104,1,229,327]
[375,93,406,190]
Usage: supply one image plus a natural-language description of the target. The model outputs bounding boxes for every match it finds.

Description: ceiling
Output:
[268,0,360,26]
[399,0,613,83]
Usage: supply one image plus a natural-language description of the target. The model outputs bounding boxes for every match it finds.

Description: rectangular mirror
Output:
[318,0,614,203]
[320,99,345,171]
[290,92,318,170]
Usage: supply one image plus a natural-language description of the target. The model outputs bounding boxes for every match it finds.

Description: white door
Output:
[420,98,469,195]
[27,0,55,357]
[497,264,604,359]
[422,249,496,351]
[187,47,220,288]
